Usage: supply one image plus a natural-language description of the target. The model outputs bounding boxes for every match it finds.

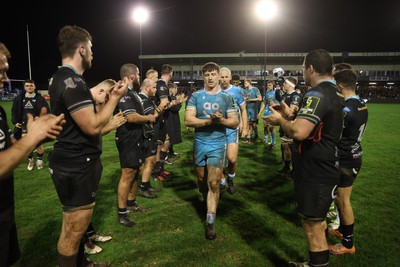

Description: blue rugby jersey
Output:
[186,88,237,145]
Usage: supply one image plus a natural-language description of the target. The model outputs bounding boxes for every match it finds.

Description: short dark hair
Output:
[333,63,352,75]
[24,79,35,85]
[232,74,241,80]
[161,64,173,75]
[333,69,357,89]
[120,63,138,79]
[202,62,220,74]
[304,49,333,76]
[57,25,92,58]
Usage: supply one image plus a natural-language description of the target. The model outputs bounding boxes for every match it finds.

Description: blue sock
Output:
[271,133,276,144]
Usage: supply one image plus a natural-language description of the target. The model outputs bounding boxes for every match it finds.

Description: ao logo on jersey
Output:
[202,102,221,118]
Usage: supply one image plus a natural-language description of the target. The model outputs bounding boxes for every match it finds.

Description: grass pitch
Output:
[0,101,398,266]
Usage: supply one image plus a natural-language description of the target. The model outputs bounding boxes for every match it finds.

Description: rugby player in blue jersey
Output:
[243,79,262,143]
[219,67,248,194]
[258,80,279,150]
[184,62,238,240]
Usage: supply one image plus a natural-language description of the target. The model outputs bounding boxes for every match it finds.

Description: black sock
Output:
[127,199,136,206]
[341,223,354,248]
[57,251,78,267]
[284,160,291,169]
[153,162,161,174]
[141,182,150,190]
[118,208,127,215]
[37,153,44,160]
[86,222,95,238]
[76,241,90,267]
[160,161,165,172]
[309,250,329,267]
[160,151,168,160]
[160,151,167,168]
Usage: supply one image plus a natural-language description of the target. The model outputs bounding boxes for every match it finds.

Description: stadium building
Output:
[140,51,400,102]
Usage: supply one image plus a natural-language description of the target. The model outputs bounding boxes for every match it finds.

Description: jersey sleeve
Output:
[142,98,155,115]
[186,92,197,112]
[225,94,237,116]
[236,89,245,107]
[39,95,50,113]
[61,78,93,114]
[156,82,169,100]
[255,87,261,97]
[291,93,301,108]
[118,94,138,116]
[296,90,327,125]
[343,105,354,129]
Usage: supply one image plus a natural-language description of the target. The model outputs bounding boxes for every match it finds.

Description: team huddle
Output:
[0,25,368,267]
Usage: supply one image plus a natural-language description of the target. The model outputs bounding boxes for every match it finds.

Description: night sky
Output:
[2,0,400,88]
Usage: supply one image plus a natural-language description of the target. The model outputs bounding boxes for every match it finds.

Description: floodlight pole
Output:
[263,21,267,96]
[27,25,32,79]
[139,23,143,79]
[132,7,149,80]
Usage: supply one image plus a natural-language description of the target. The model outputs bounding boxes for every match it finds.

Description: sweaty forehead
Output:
[204,70,218,75]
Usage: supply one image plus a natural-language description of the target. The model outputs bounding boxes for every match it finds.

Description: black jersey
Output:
[139,93,156,116]
[155,79,170,120]
[293,81,345,184]
[11,93,49,127]
[339,96,368,161]
[115,88,144,144]
[0,106,14,216]
[282,90,301,109]
[275,88,284,102]
[279,90,301,136]
[48,66,101,162]
[139,92,158,139]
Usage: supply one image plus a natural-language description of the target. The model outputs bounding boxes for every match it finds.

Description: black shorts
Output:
[337,167,359,188]
[294,180,337,219]
[50,157,102,208]
[0,220,21,266]
[338,158,361,188]
[157,120,167,142]
[144,138,157,158]
[117,141,144,168]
